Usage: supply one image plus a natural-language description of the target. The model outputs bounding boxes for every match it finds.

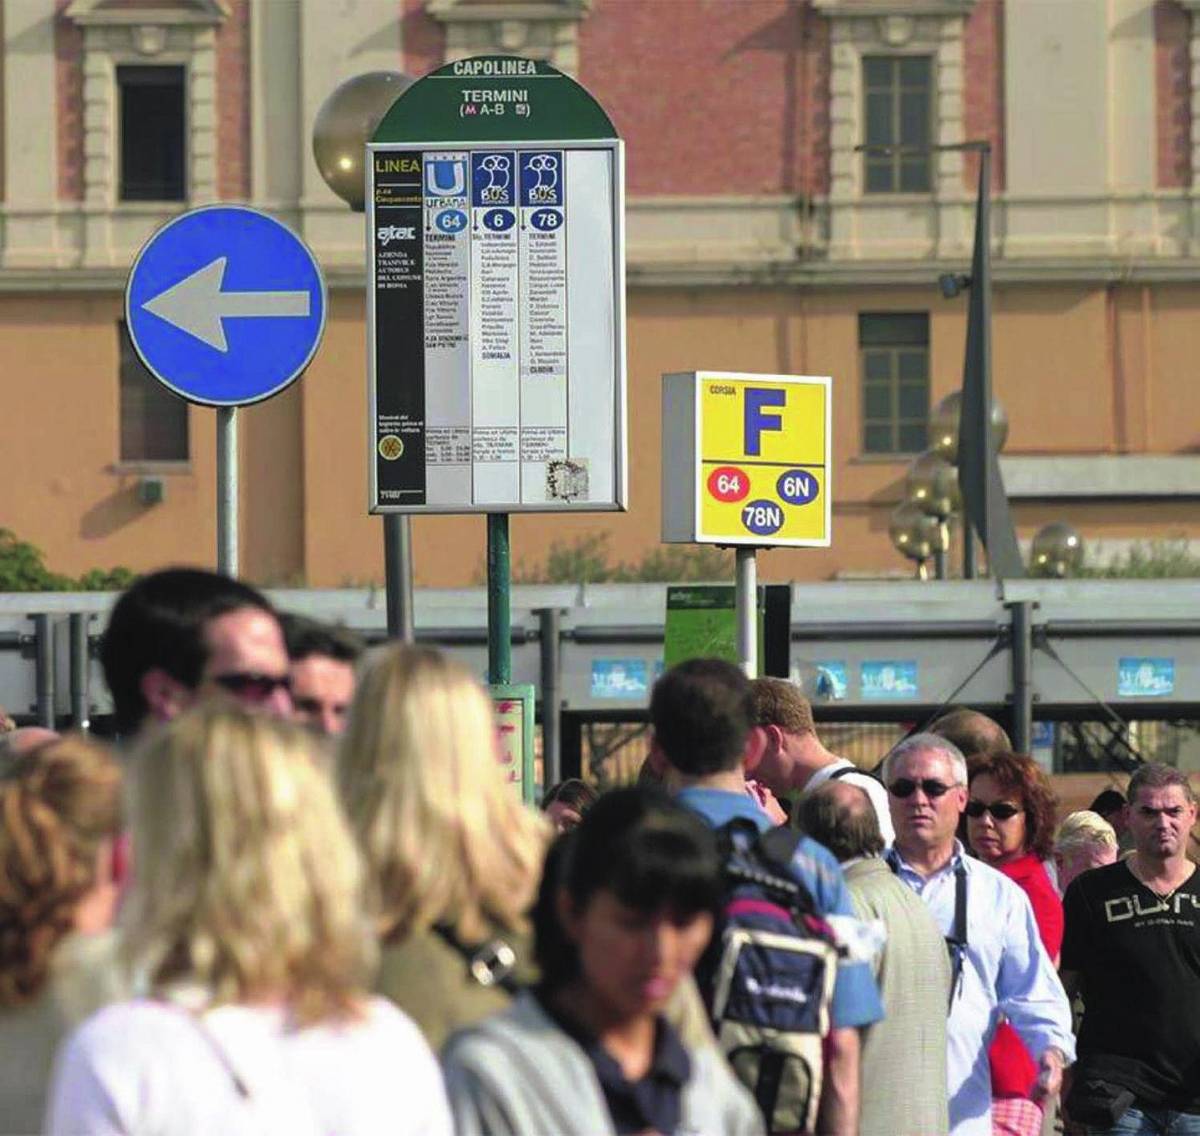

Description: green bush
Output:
[509,533,734,585]
[0,529,135,593]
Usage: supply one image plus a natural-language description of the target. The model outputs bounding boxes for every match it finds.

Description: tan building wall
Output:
[7,278,1195,587]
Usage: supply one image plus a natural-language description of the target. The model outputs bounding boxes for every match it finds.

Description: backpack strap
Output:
[718,819,818,917]
[885,852,969,1009]
[433,924,521,996]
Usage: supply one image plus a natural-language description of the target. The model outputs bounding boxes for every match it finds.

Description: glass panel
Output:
[864,159,894,194]
[864,383,892,420]
[897,349,928,381]
[899,57,931,89]
[898,382,928,419]
[863,350,892,382]
[900,91,930,148]
[860,314,929,348]
[863,57,892,89]
[899,157,931,193]
[119,323,188,462]
[898,423,928,454]
[866,92,894,146]
[864,424,893,454]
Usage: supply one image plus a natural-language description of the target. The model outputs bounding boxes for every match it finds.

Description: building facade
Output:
[1,0,1197,586]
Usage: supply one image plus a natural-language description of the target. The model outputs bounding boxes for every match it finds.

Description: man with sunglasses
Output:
[100,568,293,738]
[883,733,1075,1136]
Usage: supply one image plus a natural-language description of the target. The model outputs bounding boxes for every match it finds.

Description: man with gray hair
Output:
[883,733,1075,1136]
[798,780,951,1135]
[1061,763,1200,1134]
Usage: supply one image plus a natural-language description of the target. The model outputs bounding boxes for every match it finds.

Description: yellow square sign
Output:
[695,373,830,546]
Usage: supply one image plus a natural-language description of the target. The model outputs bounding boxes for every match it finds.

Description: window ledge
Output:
[110,462,192,476]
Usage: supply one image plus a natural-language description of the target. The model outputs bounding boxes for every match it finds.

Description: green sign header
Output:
[372,55,618,143]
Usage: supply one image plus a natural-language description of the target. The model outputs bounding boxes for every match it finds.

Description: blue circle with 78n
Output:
[125,205,327,407]
[741,499,785,537]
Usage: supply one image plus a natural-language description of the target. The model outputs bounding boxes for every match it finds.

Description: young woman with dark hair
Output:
[442,786,763,1136]
[965,750,1063,1136]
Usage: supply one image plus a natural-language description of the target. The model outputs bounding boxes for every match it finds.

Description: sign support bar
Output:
[488,513,512,684]
[384,514,415,641]
[736,547,758,678]
[217,406,238,575]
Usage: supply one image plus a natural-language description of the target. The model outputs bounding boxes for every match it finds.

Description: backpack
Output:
[695,818,841,1135]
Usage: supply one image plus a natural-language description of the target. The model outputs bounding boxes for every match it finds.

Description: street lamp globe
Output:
[929,390,1009,463]
[906,449,961,517]
[889,501,942,563]
[1030,521,1085,578]
[312,71,412,212]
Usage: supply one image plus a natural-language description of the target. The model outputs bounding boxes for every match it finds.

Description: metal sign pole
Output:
[384,514,415,641]
[487,514,512,684]
[217,406,238,575]
[736,547,758,678]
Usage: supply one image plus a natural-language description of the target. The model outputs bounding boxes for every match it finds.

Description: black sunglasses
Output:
[211,672,292,702]
[888,778,959,800]
[965,800,1023,821]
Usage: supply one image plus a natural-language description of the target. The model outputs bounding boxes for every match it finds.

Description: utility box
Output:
[661,371,831,547]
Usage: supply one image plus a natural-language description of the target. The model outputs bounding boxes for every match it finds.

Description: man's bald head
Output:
[926,707,1010,759]
[796,779,884,863]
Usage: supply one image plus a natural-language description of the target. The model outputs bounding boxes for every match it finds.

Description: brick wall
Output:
[55,0,84,202]
[1155,0,1191,189]
[579,0,829,197]
[962,0,1004,191]
[216,0,251,200]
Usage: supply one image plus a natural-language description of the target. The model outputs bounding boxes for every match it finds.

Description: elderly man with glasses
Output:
[883,732,1075,1136]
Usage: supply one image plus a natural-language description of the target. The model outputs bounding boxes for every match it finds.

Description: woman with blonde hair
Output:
[0,734,124,1133]
[337,644,549,1048]
[47,703,451,1136]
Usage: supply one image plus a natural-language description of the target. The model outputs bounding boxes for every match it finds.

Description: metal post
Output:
[217,406,238,575]
[487,513,512,684]
[1009,600,1033,753]
[736,547,758,678]
[69,613,90,732]
[33,614,55,729]
[933,547,948,581]
[974,145,993,581]
[384,514,415,641]
[963,525,977,580]
[538,607,563,788]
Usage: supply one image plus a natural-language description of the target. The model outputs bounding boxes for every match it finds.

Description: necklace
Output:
[1128,855,1195,901]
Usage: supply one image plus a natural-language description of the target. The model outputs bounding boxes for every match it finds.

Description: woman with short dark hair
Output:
[965,751,1062,1136]
[442,787,763,1135]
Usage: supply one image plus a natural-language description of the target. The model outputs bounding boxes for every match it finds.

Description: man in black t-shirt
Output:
[1061,763,1200,1135]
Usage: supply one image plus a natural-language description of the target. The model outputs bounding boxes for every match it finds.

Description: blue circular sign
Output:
[483,208,515,231]
[125,205,327,407]
[530,208,562,231]
[436,209,467,233]
[776,469,821,506]
[741,499,785,537]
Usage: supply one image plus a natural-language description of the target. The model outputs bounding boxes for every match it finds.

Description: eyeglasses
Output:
[211,672,292,703]
[965,800,1023,821]
[888,778,959,800]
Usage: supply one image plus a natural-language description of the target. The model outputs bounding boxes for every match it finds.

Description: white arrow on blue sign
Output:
[125,205,327,407]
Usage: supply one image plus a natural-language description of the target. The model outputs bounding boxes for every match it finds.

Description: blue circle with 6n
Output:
[483,209,515,231]
[436,209,467,233]
[777,469,821,506]
[530,208,562,231]
[125,205,326,407]
[741,499,785,537]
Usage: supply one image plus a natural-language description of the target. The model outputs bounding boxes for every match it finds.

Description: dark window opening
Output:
[119,322,189,462]
[862,55,932,194]
[118,65,185,202]
[859,313,930,455]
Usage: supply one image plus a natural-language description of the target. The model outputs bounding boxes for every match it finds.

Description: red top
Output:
[988,852,1064,1098]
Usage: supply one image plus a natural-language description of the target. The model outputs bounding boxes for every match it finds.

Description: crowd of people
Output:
[0,564,1194,1136]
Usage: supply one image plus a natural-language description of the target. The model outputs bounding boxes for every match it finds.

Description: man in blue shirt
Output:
[883,732,1075,1136]
[648,658,884,1136]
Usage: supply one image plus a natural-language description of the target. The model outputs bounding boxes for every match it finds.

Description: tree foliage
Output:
[0,529,135,593]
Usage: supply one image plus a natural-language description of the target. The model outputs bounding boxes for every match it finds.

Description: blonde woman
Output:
[0,735,124,1134]
[47,704,451,1136]
[337,645,549,1049]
